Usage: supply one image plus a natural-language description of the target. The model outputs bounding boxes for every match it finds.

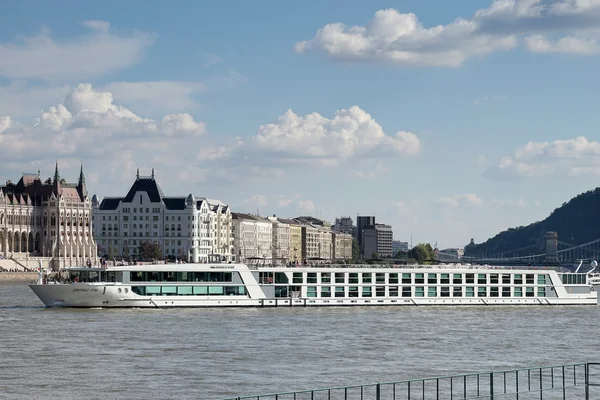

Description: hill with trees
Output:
[464,188,600,257]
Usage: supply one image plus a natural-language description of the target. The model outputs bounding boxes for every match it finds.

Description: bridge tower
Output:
[545,231,558,263]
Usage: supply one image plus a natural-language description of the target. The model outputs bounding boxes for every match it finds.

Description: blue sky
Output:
[1,0,599,249]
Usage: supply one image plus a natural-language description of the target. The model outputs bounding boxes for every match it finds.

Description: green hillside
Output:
[464,188,600,257]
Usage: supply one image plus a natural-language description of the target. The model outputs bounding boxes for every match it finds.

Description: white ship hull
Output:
[29,262,598,308]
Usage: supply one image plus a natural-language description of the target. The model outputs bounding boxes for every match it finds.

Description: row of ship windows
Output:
[275,286,546,298]
[284,272,547,285]
[131,285,246,296]
[130,271,234,282]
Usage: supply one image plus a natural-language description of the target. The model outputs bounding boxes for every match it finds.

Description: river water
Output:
[1,281,599,400]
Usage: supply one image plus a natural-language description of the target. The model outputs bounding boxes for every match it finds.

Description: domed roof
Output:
[186,193,195,206]
[91,194,99,206]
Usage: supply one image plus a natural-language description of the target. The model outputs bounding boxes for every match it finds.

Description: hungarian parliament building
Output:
[0,164,97,268]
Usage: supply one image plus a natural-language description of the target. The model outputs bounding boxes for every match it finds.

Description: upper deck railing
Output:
[247,263,571,272]
[217,362,600,400]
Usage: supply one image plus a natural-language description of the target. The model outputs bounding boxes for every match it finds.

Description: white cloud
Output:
[296,1,600,66]
[492,197,529,207]
[0,116,11,134]
[278,195,293,208]
[203,53,224,68]
[0,84,207,171]
[0,82,71,118]
[350,160,389,179]
[297,199,316,213]
[436,193,483,208]
[243,195,268,208]
[484,136,600,179]
[0,21,154,82]
[524,34,600,54]
[252,106,420,163]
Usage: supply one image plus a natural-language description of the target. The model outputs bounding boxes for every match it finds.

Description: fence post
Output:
[490,372,494,400]
[585,363,590,400]
[376,383,381,400]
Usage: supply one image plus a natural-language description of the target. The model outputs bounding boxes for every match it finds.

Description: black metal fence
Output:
[218,363,600,400]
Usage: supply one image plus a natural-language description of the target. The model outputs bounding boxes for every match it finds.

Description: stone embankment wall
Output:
[0,272,37,282]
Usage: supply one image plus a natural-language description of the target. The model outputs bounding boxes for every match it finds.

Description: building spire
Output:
[78,163,85,185]
[53,160,60,183]
[136,168,140,180]
[151,168,154,179]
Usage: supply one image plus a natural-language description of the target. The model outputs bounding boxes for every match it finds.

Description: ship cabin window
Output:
[307,286,317,298]
[362,287,372,297]
[335,273,345,283]
[502,274,511,284]
[465,274,475,284]
[401,273,411,284]
[440,274,450,284]
[389,286,399,296]
[275,272,288,284]
[321,286,331,297]
[453,274,462,284]
[526,274,535,284]
[478,274,486,284]
[376,273,386,284]
[275,286,288,297]
[514,274,523,284]
[415,287,424,297]
[415,273,425,284]
[362,273,372,283]
[428,273,437,284]
[307,273,317,284]
[259,272,274,284]
[453,287,462,297]
[335,287,345,297]
[514,287,522,297]
[131,285,247,296]
[440,287,450,297]
[349,273,359,284]
[428,287,437,297]
[561,274,586,285]
[490,287,499,297]
[465,287,475,297]
[490,274,499,284]
[389,273,399,284]
[130,271,233,283]
[502,287,511,297]
[401,286,411,297]
[376,286,386,297]
[537,275,546,285]
[478,287,487,297]
[538,287,546,297]
[293,272,303,284]
[526,287,535,297]
[321,273,331,283]
[349,286,359,297]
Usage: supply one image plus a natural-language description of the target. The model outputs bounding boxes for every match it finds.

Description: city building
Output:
[356,215,375,258]
[268,216,290,265]
[332,216,355,237]
[362,224,394,258]
[232,213,272,264]
[294,217,334,263]
[333,232,353,260]
[279,218,302,264]
[392,240,409,255]
[0,164,97,269]
[92,169,233,262]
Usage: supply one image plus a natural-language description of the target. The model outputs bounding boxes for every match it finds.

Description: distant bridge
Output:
[438,235,600,266]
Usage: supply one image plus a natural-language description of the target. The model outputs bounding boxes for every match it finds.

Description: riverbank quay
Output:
[0,272,37,282]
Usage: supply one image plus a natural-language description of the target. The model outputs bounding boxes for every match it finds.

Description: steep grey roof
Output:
[123,177,165,203]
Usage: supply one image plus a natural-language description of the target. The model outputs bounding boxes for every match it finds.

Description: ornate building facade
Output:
[0,164,97,268]
[92,169,233,262]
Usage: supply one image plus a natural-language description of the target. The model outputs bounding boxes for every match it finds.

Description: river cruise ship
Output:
[28,261,598,308]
